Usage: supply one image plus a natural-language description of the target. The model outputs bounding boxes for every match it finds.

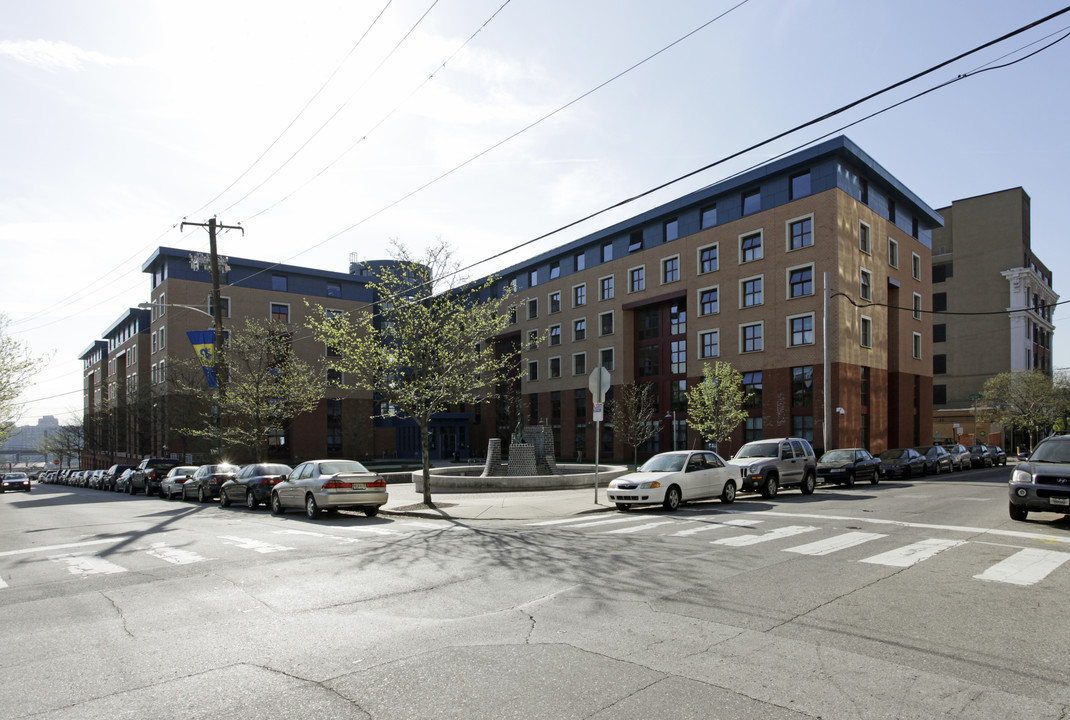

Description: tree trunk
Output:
[419,418,433,506]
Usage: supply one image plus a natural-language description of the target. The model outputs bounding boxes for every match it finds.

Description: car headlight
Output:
[1011,469,1033,485]
[637,481,661,489]
[748,465,761,476]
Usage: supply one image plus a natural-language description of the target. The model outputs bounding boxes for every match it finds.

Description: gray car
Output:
[726,437,817,498]
[946,444,971,471]
[1008,436,1070,521]
[271,459,388,519]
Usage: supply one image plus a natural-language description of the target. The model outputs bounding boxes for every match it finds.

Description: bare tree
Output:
[611,381,661,468]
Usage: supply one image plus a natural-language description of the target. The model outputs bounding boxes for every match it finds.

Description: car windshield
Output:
[207,464,239,474]
[820,450,855,462]
[638,454,686,473]
[1029,441,1070,463]
[879,449,907,460]
[735,442,779,459]
[6,473,27,479]
[252,464,292,475]
[318,460,370,475]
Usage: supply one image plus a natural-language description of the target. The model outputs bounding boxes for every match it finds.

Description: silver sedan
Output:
[270,459,388,519]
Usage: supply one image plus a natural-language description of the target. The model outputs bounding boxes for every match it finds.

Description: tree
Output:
[36,423,83,468]
[307,239,520,506]
[0,314,38,445]
[611,382,661,468]
[686,361,750,453]
[980,370,1062,449]
[176,318,327,462]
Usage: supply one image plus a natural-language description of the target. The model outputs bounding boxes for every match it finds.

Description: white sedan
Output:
[607,450,738,512]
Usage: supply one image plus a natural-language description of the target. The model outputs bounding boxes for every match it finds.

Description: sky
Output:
[3,0,1070,429]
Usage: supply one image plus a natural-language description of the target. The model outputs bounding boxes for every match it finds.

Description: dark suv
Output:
[1009,436,1070,521]
[129,458,180,496]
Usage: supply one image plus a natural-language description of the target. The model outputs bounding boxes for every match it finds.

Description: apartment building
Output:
[930,188,1058,450]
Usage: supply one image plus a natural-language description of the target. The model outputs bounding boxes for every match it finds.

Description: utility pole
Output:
[180,217,243,455]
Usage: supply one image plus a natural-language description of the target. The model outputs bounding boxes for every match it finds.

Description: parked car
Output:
[182,464,240,503]
[915,445,953,475]
[129,458,181,496]
[607,450,738,512]
[878,448,927,478]
[271,459,388,519]
[725,437,818,498]
[815,448,881,487]
[989,445,1008,466]
[220,463,293,509]
[946,444,971,472]
[159,466,199,500]
[113,468,137,493]
[102,464,136,492]
[968,444,994,468]
[1,472,32,493]
[1008,435,1070,520]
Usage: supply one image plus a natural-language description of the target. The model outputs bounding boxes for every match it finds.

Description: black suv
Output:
[129,458,180,496]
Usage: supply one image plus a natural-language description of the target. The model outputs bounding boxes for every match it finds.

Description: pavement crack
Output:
[99,590,134,639]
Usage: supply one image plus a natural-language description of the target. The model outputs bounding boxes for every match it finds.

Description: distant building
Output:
[930,188,1058,450]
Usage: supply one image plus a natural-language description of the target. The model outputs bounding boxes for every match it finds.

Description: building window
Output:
[888,198,896,223]
[792,415,814,443]
[743,371,762,408]
[934,384,947,405]
[741,232,763,263]
[600,347,614,371]
[528,269,538,287]
[671,340,686,374]
[788,265,813,298]
[573,352,586,376]
[549,324,561,346]
[508,305,517,325]
[860,315,873,348]
[911,216,919,239]
[861,366,870,407]
[527,330,539,352]
[741,322,763,353]
[663,218,678,243]
[528,298,538,319]
[859,221,871,254]
[662,256,679,284]
[272,274,287,292]
[860,268,872,301]
[573,284,586,307]
[913,292,922,320]
[151,332,158,354]
[699,287,719,316]
[745,416,763,442]
[933,292,946,312]
[934,354,947,375]
[741,276,763,308]
[528,361,538,382]
[574,251,586,272]
[698,243,718,274]
[701,205,717,229]
[888,238,899,268]
[792,366,814,407]
[549,291,561,314]
[933,323,946,343]
[742,188,761,215]
[628,231,644,253]
[912,253,922,281]
[789,217,813,250]
[788,314,814,347]
[700,329,719,358]
[860,178,869,205]
[550,261,560,280]
[573,317,586,341]
[599,311,614,336]
[638,346,659,377]
[327,282,341,298]
[549,357,561,379]
[271,303,290,323]
[208,295,231,318]
[599,275,614,300]
[913,332,922,360]
[629,266,645,293]
[789,170,811,200]
[933,263,952,283]
[601,242,613,263]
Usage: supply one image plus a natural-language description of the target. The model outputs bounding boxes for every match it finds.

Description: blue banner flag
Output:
[186,330,219,388]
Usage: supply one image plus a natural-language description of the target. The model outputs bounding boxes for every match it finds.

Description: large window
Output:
[663,218,678,243]
[670,340,686,374]
[701,205,717,229]
[573,352,586,376]
[741,232,763,263]
[549,324,561,346]
[792,366,814,407]
[601,242,613,263]
[788,266,813,298]
[599,275,614,300]
[742,188,761,215]
[741,276,763,308]
[549,291,561,314]
[528,269,538,287]
[698,243,718,274]
[599,311,614,336]
[272,274,287,292]
[699,287,718,316]
[661,256,680,284]
[600,347,614,371]
[743,371,762,408]
[629,266,645,293]
[573,284,586,307]
[574,251,586,272]
[789,217,813,250]
[700,329,719,358]
[789,170,811,200]
[573,317,586,341]
[788,314,814,347]
[549,357,561,379]
[527,360,538,382]
[271,303,290,323]
[741,322,763,353]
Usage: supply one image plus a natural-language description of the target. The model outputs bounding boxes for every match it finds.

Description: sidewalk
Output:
[379,481,617,521]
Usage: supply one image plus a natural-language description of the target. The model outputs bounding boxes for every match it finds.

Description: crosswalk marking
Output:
[276,529,362,544]
[144,543,207,565]
[566,516,660,530]
[973,548,1070,586]
[712,525,819,547]
[784,531,887,556]
[49,553,126,576]
[528,515,657,527]
[861,538,966,567]
[218,536,293,554]
[598,520,677,535]
[0,575,7,589]
[670,518,763,537]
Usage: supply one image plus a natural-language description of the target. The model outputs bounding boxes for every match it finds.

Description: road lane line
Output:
[973,548,1070,586]
[0,539,116,557]
[713,525,818,547]
[598,521,677,535]
[861,538,967,567]
[784,531,887,556]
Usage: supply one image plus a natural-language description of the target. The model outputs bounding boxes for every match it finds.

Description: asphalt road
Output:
[2,465,1069,719]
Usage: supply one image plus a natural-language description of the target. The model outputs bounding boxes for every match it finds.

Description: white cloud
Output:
[0,39,132,71]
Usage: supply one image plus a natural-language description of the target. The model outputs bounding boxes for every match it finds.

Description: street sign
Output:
[588,367,611,402]
[593,402,604,422]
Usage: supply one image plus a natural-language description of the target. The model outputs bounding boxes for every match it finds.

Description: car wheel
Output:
[615,503,631,512]
[844,471,856,488]
[197,487,206,503]
[220,491,231,508]
[934,462,941,476]
[246,491,257,510]
[271,492,284,515]
[905,466,913,479]
[800,472,816,496]
[363,506,379,518]
[306,494,321,519]
[128,482,135,495]
[870,469,880,485]
[662,485,682,512]
[1009,503,1028,521]
[760,474,779,499]
[720,480,736,504]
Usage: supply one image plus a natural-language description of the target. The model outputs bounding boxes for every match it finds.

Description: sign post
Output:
[589,366,611,503]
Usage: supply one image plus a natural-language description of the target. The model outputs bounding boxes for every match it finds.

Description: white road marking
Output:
[712,525,819,547]
[670,518,763,537]
[0,575,7,589]
[861,538,967,567]
[598,520,677,535]
[784,531,887,556]
[0,539,116,557]
[566,516,661,529]
[218,536,293,554]
[49,553,126,576]
[973,548,1070,586]
[144,542,207,565]
[528,515,656,527]
[275,529,362,544]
